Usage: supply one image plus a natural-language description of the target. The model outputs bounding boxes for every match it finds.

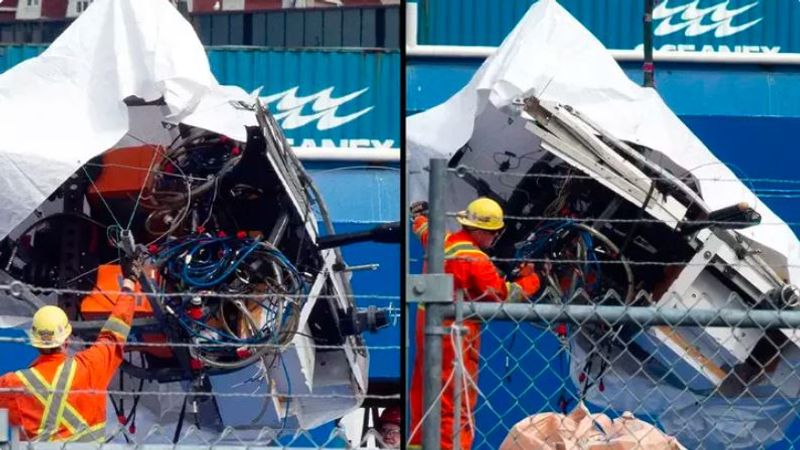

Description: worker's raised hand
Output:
[120,248,146,282]
[410,201,429,219]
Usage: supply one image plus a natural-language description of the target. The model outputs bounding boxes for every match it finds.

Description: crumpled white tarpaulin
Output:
[0,0,258,240]
[406,0,800,283]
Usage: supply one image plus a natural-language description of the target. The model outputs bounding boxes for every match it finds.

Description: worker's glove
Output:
[410,201,429,219]
[516,262,536,278]
[120,248,146,282]
[516,273,542,300]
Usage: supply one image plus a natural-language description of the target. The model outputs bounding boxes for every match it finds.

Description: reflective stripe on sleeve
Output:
[101,316,131,341]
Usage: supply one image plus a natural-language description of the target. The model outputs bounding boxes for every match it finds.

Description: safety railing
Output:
[408,158,800,449]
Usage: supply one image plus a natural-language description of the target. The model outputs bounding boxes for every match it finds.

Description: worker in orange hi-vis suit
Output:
[408,197,542,450]
[0,251,145,442]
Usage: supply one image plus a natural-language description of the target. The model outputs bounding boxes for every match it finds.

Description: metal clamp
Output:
[407,274,454,303]
[119,228,136,256]
[7,282,23,298]
[425,326,451,336]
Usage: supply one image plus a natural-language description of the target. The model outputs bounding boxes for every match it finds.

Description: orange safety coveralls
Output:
[409,215,540,450]
[0,292,135,442]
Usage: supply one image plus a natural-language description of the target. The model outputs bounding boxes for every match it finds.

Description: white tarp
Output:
[0,0,257,240]
[406,0,800,284]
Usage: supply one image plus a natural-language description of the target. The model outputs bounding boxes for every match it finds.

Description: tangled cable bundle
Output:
[515,220,634,303]
[151,234,306,369]
[141,132,242,237]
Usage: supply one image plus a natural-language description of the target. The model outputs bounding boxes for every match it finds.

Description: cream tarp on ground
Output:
[0,0,258,241]
[500,403,686,450]
[406,0,800,284]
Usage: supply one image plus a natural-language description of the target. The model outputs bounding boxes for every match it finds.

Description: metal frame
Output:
[523,99,688,227]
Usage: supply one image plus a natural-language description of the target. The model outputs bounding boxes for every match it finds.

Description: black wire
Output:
[125,378,146,425]
[173,395,189,444]
[558,329,569,413]
[503,328,518,383]
[620,182,656,256]
[125,354,147,426]
[119,367,125,418]
[107,392,130,444]
[579,358,594,400]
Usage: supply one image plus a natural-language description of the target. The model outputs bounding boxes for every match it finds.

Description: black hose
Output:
[619,182,656,256]
[173,395,189,444]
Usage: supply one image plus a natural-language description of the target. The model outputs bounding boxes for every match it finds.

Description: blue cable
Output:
[156,235,307,347]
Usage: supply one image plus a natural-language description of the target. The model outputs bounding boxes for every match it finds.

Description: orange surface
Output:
[80,265,154,319]
[87,146,161,200]
[81,265,174,359]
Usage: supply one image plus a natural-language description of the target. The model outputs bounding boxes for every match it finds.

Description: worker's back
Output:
[409,201,541,450]
[0,291,134,442]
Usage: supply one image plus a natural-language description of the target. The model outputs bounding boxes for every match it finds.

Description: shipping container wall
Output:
[192,0,281,11]
[0,44,44,68]
[0,45,400,150]
[407,58,800,118]
[0,5,399,47]
[415,0,800,55]
[208,48,400,148]
[0,20,69,44]
[193,6,399,47]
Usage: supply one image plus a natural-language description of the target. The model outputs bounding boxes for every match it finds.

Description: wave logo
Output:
[653,0,763,38]
[259,86,374,131]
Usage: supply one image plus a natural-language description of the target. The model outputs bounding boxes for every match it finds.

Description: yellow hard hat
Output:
[29,305,71,349]
[457,198,505,231]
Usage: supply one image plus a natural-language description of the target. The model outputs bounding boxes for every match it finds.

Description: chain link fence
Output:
[408,158,800,450]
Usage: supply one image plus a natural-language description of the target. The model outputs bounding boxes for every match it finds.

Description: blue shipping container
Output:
[416,0,800,55]
[0,45,400,152]
[208,48,400,150]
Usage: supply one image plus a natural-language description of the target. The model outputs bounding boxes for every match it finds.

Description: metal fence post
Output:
[404,126,411,443]
[0,409,7,450]
[427,158,447,274]
[0,409,16,450]
[643,0,655,87]
[423,158,448,450]
[452,290,463,450]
